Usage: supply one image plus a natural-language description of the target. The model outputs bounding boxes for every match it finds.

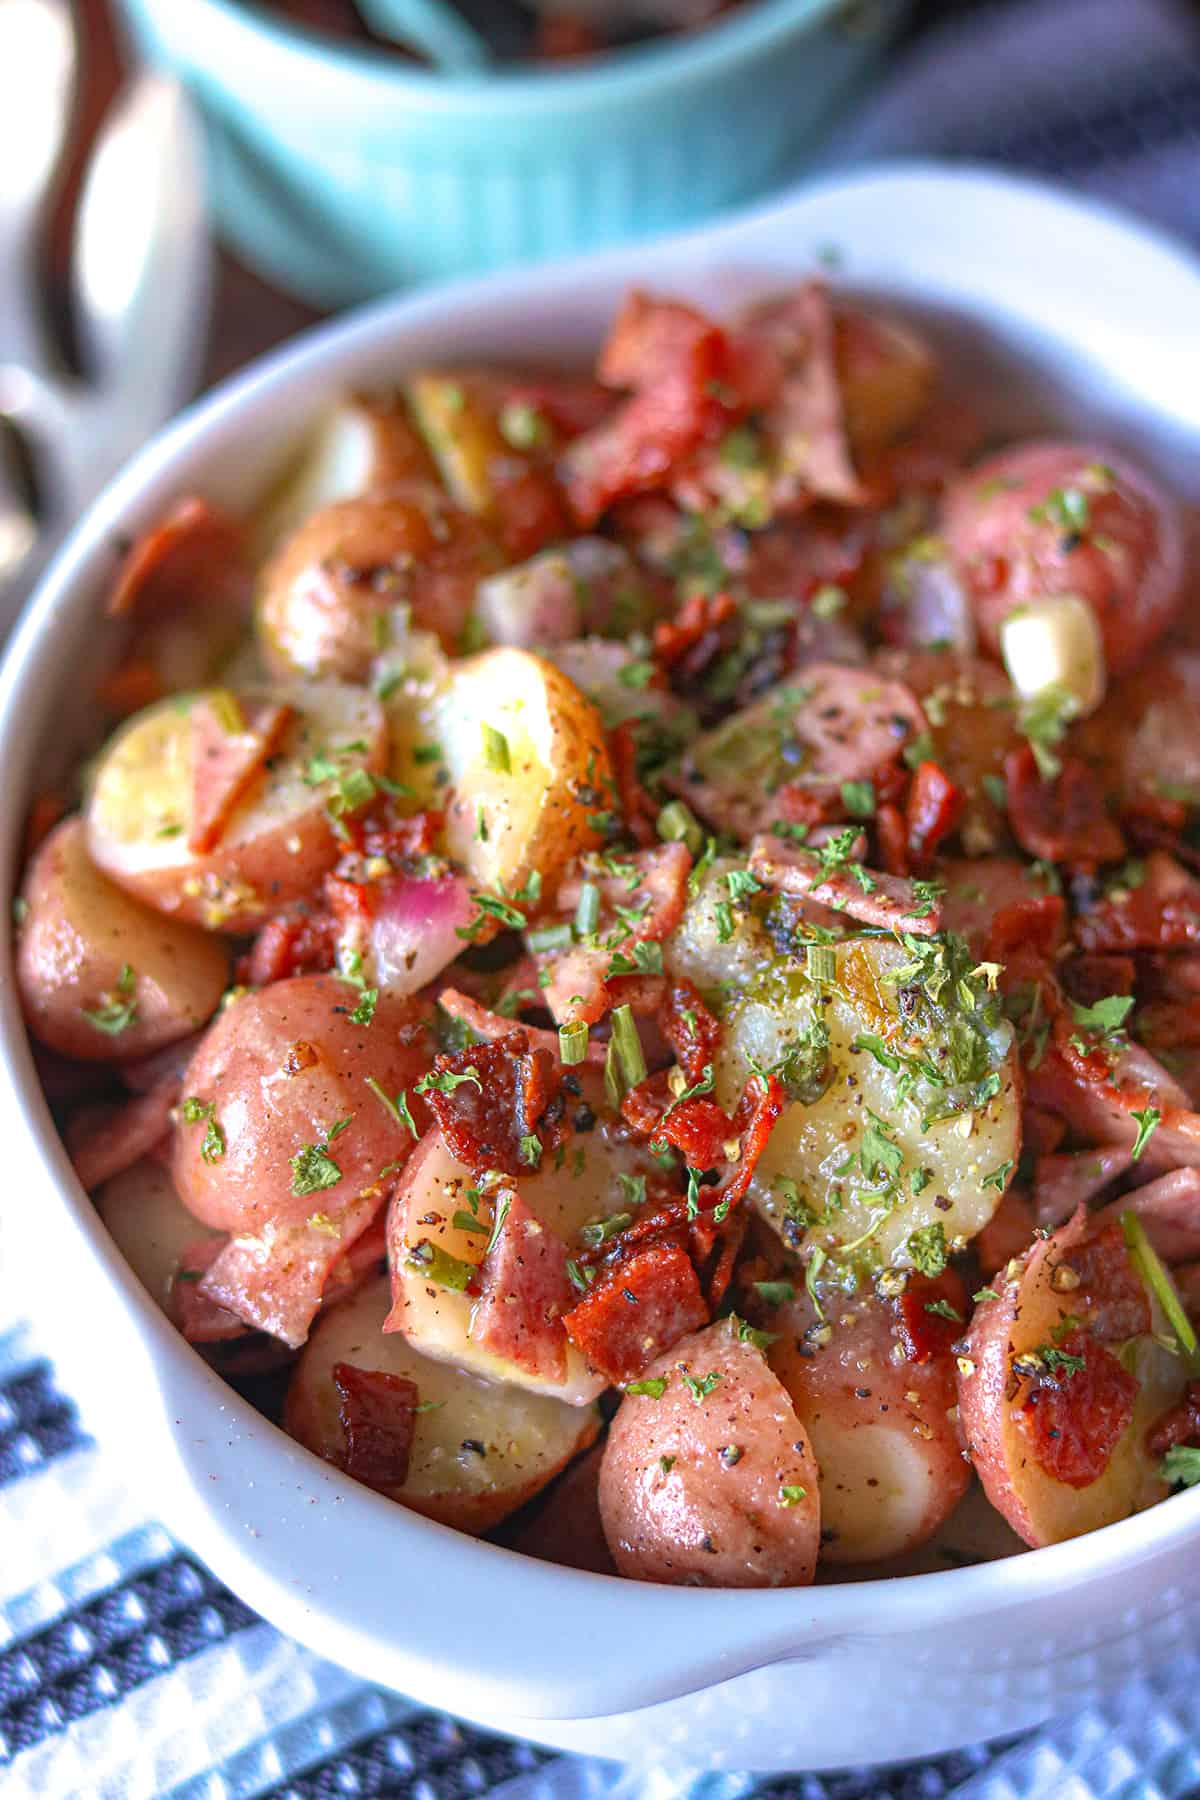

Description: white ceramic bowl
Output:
[3,164,1200,1775]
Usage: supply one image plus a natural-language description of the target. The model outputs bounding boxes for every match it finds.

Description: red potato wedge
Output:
[172,975,431,1239]
[384,1093,657,1403]
[17,817,228,1061]
[767,1291,969,1564]
[958,1208,1186,1547]
[256,489,498,679]
[285,1275,599,1534]
[253,395,438,558]
[431,648,613,902]
[598,1317,820,1588]
[504,1441,617,1575]
[85,684,386,932]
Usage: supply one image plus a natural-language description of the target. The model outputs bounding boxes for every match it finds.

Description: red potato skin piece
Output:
[1004,745,1126,867]
[332,1361,418,1487]
[68,1075,179,1192]
[563,1241,709,1385]
[469,1189,575,1383]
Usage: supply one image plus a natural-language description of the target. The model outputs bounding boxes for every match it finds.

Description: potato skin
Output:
[257,489,497,678]
[599,1319,820,1588]
[285,1275,599,1534]
[959,1209,1182,1547]
[766,1291,969,1564]
[171,975,431,1237]
[86,684,386,932]
[17,817,228,1061]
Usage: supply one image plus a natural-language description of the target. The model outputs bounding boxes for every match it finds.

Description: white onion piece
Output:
[341,872,476,998]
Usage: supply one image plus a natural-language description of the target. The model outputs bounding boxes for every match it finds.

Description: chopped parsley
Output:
[680,1370,722,1404]
[1161,1446,1200,1488]
[415,1065,482,1096]
[907,1221,947,1278]
[181,1096,225,1164]
[1130,1107,1161,1161]
[290,1123,350,1197]
[778,1485,808,1507]
[481,723,511,774]
[347,987,378,1026]
[840,779,875,819]
[627,1377,668,1399]
[82,963,137,1036]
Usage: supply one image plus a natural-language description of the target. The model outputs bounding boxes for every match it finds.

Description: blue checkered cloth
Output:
[3,0,1199,1792]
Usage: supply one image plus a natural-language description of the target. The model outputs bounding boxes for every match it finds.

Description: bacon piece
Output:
[660,979,721,1085]
[875,800,910,878]
[434,988,605,1065]
[1013,1327,1138,1489]
[1023,1105,1066,1156]
[652,589,739,671]
[108,496,249,619]
[536,843,691,1028]
[175,1237,246,1343]
[1147,1379,1200,1458]
[238,902,338,987]
[563,294,740,525]
[1061,1220,1152,1342]
[905,760,963,871]
[1076,852,1200,952]
[501,374,613,441]
[189,696,294,855]
[896,1270,969,1363]
[622,1069,784,1222]
[332,1362,418,1487]
[423,1032,567,1177]
[1033,1146,1135,1231]
[794,662,928,786]
[1064,953,1138,1009]
[562,1240,709,1383]
[749,834,943,936]
[469,1189,574,1383]
[1004,745,1125,867]
[68,1075,180,1191]
[198,1182,385,1349]
[608,719,658,847]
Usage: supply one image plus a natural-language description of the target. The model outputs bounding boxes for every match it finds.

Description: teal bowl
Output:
[114,0,909,307]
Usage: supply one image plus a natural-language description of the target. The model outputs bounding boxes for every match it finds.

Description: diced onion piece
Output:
[1000,594,1107,717]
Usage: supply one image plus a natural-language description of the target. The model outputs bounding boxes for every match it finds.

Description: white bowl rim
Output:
[3,158,1200,1726]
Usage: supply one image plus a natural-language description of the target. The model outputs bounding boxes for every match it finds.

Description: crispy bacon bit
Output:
[563,294,742,526]
[108,496,249,619]
[749,834,943,936]
[1076,851,1200,952]
[608,720,658,846]
[1061,1221,1153,1342]
[896,1270,968,1363]
[984,894,1066,963]
[68,1075,180,1192]
[1147,1380,1200,1459]
[435,988,605,1065]
[502,375,613,440]
[875,800,910,877]
[906,760,964,871]
[469,1189,574,1382]
[563,1240,709,1383]
[661,979,722,1085]
[424,1032,567,1176]
[175,1238,246,1343]
[238,902,338,987]
[1064,953,1138,1009]
[1004,745,1126,867]
[332,1362,418,1487]
[621,1069,784,1220]
[1013,1327,1138,1489]
[189,697,294,855]
[653,589,739,670]
[199,1183,386,1349]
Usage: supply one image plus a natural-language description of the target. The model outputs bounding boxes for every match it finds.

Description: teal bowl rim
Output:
[164,0,849,112]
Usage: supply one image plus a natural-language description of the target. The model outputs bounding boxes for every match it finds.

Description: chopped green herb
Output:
[656,800,704,855]
[1161,1445,1200,1487]
[778,1485,807,1507]
[405,1238,473,1292]
[348,987,378,1026]
[1131,1107,1161,1161]
[1121,1208,1198,1365]
[481,723,511,774]
[82,963,137,1036]
[415,1065,482,1096]
[841,779,875,819]
[907,1222,948,1278]
[559,1021,589,1066]
[680,1370,722,1404]
[981,1159,1014,1193]
[753,1279,796,1306]
[925,1297,962,1323]
[973,1286,1000,1303]
[290,1137,345,1197]
[627,1377,668,1399]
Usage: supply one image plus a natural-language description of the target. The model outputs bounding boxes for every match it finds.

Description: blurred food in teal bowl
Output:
[113,0,910,306]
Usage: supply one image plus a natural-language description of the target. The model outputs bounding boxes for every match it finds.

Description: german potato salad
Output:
[17,278,1200,1585]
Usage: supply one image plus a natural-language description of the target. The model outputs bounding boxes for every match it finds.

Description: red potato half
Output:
[598,1318,820,1588]
[942,441,1184,677]
[285,1275,599,1534]
[958,1209,1185,1547]
[767,1291,969,1564]
[385,1097,658,1403]
[85,684,386,932]
[17,817,228,1061]
[172,974,431,1238]
[95,1155,221,1324]
[833,306,935,457]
